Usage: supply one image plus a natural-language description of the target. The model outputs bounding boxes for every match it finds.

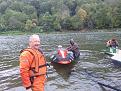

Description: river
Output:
[0,32,121,91]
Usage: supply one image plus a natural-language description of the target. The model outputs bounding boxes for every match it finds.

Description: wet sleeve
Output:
[67,45,72,51]
[72,44,78,50]
[19,51,32,89]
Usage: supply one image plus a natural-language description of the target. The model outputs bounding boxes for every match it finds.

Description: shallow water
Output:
[0,32,121,91]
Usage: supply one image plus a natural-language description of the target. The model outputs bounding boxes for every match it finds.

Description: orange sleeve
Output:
[19,51,33,89]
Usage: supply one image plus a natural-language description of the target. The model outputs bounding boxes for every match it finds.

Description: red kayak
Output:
[50,49,74,64]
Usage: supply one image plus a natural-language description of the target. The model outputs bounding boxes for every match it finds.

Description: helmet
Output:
[58,45,62,48]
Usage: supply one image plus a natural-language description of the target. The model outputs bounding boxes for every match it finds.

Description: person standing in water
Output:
[19,34,47,91]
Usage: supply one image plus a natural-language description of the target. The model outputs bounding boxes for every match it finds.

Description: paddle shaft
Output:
[97,82,121,91]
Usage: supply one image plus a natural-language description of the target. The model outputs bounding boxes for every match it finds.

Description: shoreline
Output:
[0,28,121,36]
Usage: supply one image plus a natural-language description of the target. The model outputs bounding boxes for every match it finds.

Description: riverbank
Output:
[0,28,121,35]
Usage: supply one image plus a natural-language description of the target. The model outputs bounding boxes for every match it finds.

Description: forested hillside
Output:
[0,0,121,32]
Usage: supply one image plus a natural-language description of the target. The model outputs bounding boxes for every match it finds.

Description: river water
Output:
[0,32,121,91]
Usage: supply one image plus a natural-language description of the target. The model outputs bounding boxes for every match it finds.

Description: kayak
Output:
[104,47,118,56]
[111,53,121,66]
[104,47,121,65]
[50,50,74,64]
[109,48,121,65]
[105,52,116,57]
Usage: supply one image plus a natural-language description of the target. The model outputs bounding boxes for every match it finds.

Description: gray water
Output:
[0,32,121,91]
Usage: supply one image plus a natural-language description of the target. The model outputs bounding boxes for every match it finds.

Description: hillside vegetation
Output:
[0,0,121,32]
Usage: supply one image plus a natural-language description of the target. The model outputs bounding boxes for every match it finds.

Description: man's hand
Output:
[26,88,32,91]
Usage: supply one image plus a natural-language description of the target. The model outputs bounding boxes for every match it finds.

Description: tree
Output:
[39,11,62,31]
[77,8,87,21]
[25,19,33,31]
[64,0,77,16]
[0,1,10,14]
[3,9,29,30]
[60,16,83,31]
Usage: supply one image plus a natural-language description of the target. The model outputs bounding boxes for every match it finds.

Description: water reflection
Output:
[51,63,75,80]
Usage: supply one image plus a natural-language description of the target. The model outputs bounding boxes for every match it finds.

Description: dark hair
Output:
[70,39,74,45]
[112,38,116,41]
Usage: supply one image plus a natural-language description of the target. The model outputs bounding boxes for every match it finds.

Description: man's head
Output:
[29,34,40,50]
[112,38,116,42]
[58,45,62,50]
[70,39,74,45]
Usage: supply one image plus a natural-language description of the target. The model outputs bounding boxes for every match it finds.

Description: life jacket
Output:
[58,49,68,58]
[20,48,47,77]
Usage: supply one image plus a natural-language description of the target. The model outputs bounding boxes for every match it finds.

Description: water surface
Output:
[0,32,121,91]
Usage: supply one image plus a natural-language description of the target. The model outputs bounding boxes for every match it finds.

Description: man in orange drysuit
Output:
[19,34,47,91]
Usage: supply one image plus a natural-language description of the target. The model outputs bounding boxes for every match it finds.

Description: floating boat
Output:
[111,53,121,65]
[104,47,118,56]
[50,49,74,64]
[111,49,121,65]
[104,47,121,65]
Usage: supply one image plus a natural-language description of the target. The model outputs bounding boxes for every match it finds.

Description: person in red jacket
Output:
[19,34,47,91]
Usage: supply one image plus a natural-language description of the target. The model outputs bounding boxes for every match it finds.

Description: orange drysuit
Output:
[19,48,47,91]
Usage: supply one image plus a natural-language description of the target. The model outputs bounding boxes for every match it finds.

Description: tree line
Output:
[0,0,121,32]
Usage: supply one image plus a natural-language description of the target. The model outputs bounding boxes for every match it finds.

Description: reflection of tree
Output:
[51,62,75,80]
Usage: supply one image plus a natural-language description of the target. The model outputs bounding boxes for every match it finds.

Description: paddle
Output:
[83,69,121,91]
[97,81,121,91]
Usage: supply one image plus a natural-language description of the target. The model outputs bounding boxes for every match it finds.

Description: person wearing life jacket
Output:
[57,45,74,61]
[106,38,119,53]
[19,34,48,91]
[67,39,80,59]
[57,45,68,58]
[106,38,119,48]
[52,45,67,62]
[51,45,74,62]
